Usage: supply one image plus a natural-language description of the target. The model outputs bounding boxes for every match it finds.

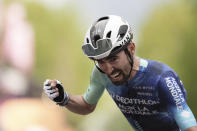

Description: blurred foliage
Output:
[77,91,133,131]
[3,0,196,130]
[3,1,133,130]
[24,1,93,127]
[137,0,197,116]
[24,2,93,94]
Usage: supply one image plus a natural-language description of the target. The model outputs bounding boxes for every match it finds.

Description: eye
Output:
[109,57,118,63]
[97,60,104,65]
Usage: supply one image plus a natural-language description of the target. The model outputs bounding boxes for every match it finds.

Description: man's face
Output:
[96,50,132,85]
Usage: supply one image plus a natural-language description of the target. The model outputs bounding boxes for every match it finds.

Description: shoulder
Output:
[143,59,182,86]
[151,60,187,98]
[90,66,109,85]
[146,59,176,76]
[91,66,105,79]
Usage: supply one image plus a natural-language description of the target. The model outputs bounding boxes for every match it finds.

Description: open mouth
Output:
[110,72,121,79]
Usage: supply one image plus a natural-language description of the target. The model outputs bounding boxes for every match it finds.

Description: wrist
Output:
[56,92,70,106]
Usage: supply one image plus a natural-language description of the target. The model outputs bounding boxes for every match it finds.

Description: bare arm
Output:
[64,94,96,115]
[185,126,197,131]
[44,79,99,115]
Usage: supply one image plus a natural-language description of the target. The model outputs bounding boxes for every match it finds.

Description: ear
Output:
[127,42,135,56]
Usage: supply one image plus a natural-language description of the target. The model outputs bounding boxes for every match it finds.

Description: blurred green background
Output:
[0,0,196,131]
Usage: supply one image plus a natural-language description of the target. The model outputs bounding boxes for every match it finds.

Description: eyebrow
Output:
[96,55,118,63]
[106,55,118,60]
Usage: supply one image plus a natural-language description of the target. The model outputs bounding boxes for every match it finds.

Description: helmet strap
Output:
[94,61,105,73]
[124,48,134,82]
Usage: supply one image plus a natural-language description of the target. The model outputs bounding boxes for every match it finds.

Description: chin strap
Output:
[124,48,134,82]
[94,61,105,73]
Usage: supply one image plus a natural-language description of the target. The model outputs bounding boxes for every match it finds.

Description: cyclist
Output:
[43,15,197,131]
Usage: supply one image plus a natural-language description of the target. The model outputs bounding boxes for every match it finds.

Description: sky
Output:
[33,0,170,42]
[76,0,170,42]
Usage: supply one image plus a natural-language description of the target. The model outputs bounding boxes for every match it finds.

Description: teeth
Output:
[111,72,120,78]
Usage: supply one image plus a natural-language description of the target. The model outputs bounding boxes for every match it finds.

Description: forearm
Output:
[64,94,96,115]
[43,80,96,115]
[185,126,197,131]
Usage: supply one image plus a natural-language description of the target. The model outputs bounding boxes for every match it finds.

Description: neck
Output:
[128,56,140,81]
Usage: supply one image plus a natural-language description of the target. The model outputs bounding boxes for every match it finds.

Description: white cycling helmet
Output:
[82,15,133,60]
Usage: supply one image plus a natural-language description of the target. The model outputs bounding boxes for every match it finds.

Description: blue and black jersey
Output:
[84,58,197,131]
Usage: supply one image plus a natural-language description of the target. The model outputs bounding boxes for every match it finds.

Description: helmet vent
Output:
[92,34,101,47]
[86,38,89,43]
[97,16,109,22]
[117,25,128,41]
[94,35,100,42]
[106,31,111,38]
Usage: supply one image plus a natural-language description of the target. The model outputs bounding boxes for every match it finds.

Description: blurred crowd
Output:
[0,1,73,131]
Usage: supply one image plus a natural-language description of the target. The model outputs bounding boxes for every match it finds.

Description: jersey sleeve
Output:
[158,71,197,130]
[83,66,106,105]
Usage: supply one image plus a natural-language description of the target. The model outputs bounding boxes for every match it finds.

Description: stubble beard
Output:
[111,71,129,85]
[109,66,131,86]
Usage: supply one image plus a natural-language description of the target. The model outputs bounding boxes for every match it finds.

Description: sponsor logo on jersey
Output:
[133,86,154,90]
[110,93,159,105]
[118,104,159,115]
[165,77,185,109]
[109,93,160,115]
[137,92,153,96]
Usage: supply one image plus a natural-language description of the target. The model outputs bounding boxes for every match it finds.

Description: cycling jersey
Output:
[84,58,197,131]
